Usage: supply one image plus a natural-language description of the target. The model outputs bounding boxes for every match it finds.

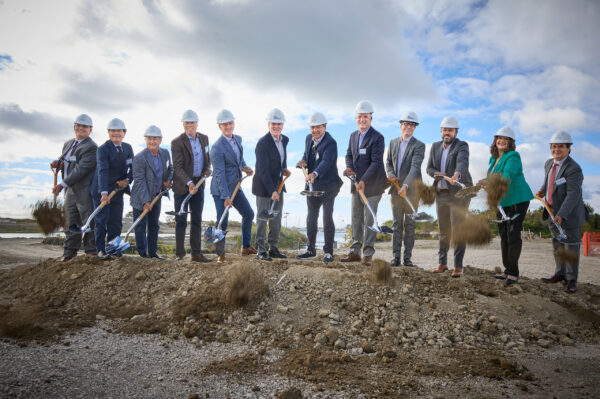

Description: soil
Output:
[1,238,599,398]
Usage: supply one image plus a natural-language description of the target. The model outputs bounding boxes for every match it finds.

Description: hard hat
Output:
[107,118,126,131]
[74,114,93,127]
[399,111,419,126]
[549,131,573,144]
[355,100,374,114]
[309,112,327,127]
[440,116,459,129]
[494,126,515,140]
[216,109,235,124]
[266,108,285,123]
[144,125,162,138]
[181,109,199,122]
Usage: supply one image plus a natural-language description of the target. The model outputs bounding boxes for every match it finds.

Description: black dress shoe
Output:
[269,249,287,259]
[494,274,507,280]
[390,257,401,267]
[403,260,414,267]
[505,277,518,285]
[149,254,165,260]
[565,280,577,293]
[542,274,566,284]
[61,256,73,262]
[257,252,272,261]
[297,251,316,260]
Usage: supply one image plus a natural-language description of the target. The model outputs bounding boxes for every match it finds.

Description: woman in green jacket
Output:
[485,127,533,284]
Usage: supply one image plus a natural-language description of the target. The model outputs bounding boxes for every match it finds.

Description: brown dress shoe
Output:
[432,264,448,273]
[451,268,463,278]
[541,274,566,284]
[61,256,73,262]
[361,256,372,266]
[241,246,257,256]
[217,255,226,264]
[565,280,577,293]
[340,252,361,262]
[192,253,212,263]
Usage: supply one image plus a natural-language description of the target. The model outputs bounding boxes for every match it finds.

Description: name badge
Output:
[359,148,367,155]
[315,152,319,160]
[126,159,133,165]
[555,177,566,186]
[68,155,77,162]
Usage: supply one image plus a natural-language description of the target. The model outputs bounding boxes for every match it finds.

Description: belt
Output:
[437,189,450,193]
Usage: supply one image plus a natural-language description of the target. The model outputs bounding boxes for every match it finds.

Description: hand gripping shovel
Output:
[204,174,250,243]
[442,176,481,199]
[105,189,170,255]
[257,174,290,221]
[298,166,324,197]
[534,195,568,242]
[166,173,211,216]
[69,185,127,233]
[390,180,419,220]
[347,174,392,235]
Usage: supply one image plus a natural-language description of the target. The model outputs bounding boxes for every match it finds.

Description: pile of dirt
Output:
[30,199,65,235]
[485,173,509,209]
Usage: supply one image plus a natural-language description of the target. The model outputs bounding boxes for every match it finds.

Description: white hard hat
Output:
[74,114,93,127]
[549,131,573,144]
[440,116,459,129]
[107,118,126,131]
[355,100,374,114]
[181,109,199,122]
[309,112,327,127]
[266,108,285,123]
[144,125,162,138]
[400,111,419,126]
[494,126,515,140]
[216,109,235,124]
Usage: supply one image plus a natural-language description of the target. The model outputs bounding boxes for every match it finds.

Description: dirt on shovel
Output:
[415,180,437,205]
[485,173,509,209]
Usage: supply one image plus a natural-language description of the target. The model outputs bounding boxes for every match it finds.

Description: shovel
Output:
[491,205,520,223]
[203,174,250,243]
[69,185,127,233]
[390,180,419,220]
[298,166,324,197]
[105,189,170,255]
[534,195,568,242]
[166,173,211,216]
[257,174,290,221]
[347,174,392,235]
[441,175,481,199]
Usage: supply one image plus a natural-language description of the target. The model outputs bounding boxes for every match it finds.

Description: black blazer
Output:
[252,132,288,197]
[90,140,134,197]
[344,126,387,197]
[301,132,343,193]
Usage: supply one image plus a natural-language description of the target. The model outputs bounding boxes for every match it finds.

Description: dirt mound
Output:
[485,173,509,209]
[30,199,65,235]
[453,213,493,247]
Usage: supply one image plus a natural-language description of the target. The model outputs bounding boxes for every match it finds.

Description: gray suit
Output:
[130,148,173,210]
[540,156,587,281]
[426,138,472,268]
[385,136,425,262]
[61,136,98,257]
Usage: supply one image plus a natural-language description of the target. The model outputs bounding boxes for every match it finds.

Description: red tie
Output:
[547,163,558,205]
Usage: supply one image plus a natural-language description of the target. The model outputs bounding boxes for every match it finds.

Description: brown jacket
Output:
[171,132,211,196]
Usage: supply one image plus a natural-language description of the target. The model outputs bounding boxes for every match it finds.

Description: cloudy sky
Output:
[1,0,599,228]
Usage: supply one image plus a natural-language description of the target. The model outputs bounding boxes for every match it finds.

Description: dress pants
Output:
[391,191,417,262]
[306,189,337,254]
[497,201,529,278]
[63,187,96,257]
[350,192,382,257]
[93,192,124,253]
[174,189,204,257]
[255,193,284,253]
[436,191,469,268]
[133,199,161,257]
[212,190,255,256]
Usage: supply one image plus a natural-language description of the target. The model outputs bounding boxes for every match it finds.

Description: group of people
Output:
[50,100,587,293]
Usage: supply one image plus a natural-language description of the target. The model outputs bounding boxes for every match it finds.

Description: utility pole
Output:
[284,212,289,229]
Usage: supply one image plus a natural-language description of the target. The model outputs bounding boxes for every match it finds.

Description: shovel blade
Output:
[367,225,382,234]
[380,225,393,235]
[67,224,82,233]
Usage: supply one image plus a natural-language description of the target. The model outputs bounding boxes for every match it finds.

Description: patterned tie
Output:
[547,163,558,206]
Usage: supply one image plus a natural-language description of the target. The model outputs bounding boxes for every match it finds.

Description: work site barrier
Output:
[583,232,600,256]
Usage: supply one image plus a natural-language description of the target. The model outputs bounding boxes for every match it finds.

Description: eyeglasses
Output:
[401,122,417,128]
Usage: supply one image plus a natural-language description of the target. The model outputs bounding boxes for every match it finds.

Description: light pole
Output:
[284,212,289,229]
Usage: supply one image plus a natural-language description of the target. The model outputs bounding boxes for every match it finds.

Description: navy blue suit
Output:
[301,132,343,254]
[92,140,134,252]
[252,132,288,197]
[345,127,387,197]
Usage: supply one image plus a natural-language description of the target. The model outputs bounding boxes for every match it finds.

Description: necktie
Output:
[547,163,558,205]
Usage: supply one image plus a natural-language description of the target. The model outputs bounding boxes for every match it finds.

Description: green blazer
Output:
[488,150,533,207]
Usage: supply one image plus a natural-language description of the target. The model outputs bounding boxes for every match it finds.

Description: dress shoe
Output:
[390,257,401,267]
[149,254,165,260]
[241,246,257,256]
[403,260,414,267]
[340,252,361,262]
[256,252,272,261]
[98,251,111,260]
[217,255,226,264]
[191,253,212,263]
[361,256,372,266]
[61,256,73,262]
[269,248,287,259]
[323,253,334,263]
[432,264,448,273]
[565,280,577,293]
[541,274,566,284]
[505,276,518,285]
[451,267,463,278]
[176,255,185,260]
[297,250,316,260]
[494,273,507,280]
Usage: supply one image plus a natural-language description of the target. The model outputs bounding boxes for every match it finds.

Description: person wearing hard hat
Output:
[341,100,387,266]
[50,114,98,261]
[537,131,587,293]
[296,112,343,263]
[171,109,212,262]
[426,116,473,277]
[209,109,256,264]
[130,126,173,259]
[252,108,291,261]
[385,112,425,267]
[90,118,134,259]
[480,127,533,284]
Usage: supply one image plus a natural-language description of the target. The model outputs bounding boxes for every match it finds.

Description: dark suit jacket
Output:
[344,126,387,197]
[90,140,134,197]
[130,148,173,210]
[252,132,288,197]
[385,136,425,197]
[301,132,343,193]
[60,137,98,197]
[539,156,587,237]
[426,138,473,195]
[171,132,211,196]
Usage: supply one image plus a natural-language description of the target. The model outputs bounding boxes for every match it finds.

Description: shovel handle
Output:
[300,167,309,178]
[229,174,250,203]
[391,181,405,196]
[277,174,290,194]
[356,186,370,206]
[534,195,555,217]
[51,164,59,186]
[443,176,466,188]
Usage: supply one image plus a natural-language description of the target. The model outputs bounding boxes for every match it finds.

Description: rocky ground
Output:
[1,241,600,398]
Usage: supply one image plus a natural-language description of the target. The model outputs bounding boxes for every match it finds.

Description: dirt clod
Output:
[277,387,303,399]
[452,213,492,247]
[372,259,393,285]
[485,173,509,209]
[415,180,437,205]
[556,245,579,264]
[31,199,66,235]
